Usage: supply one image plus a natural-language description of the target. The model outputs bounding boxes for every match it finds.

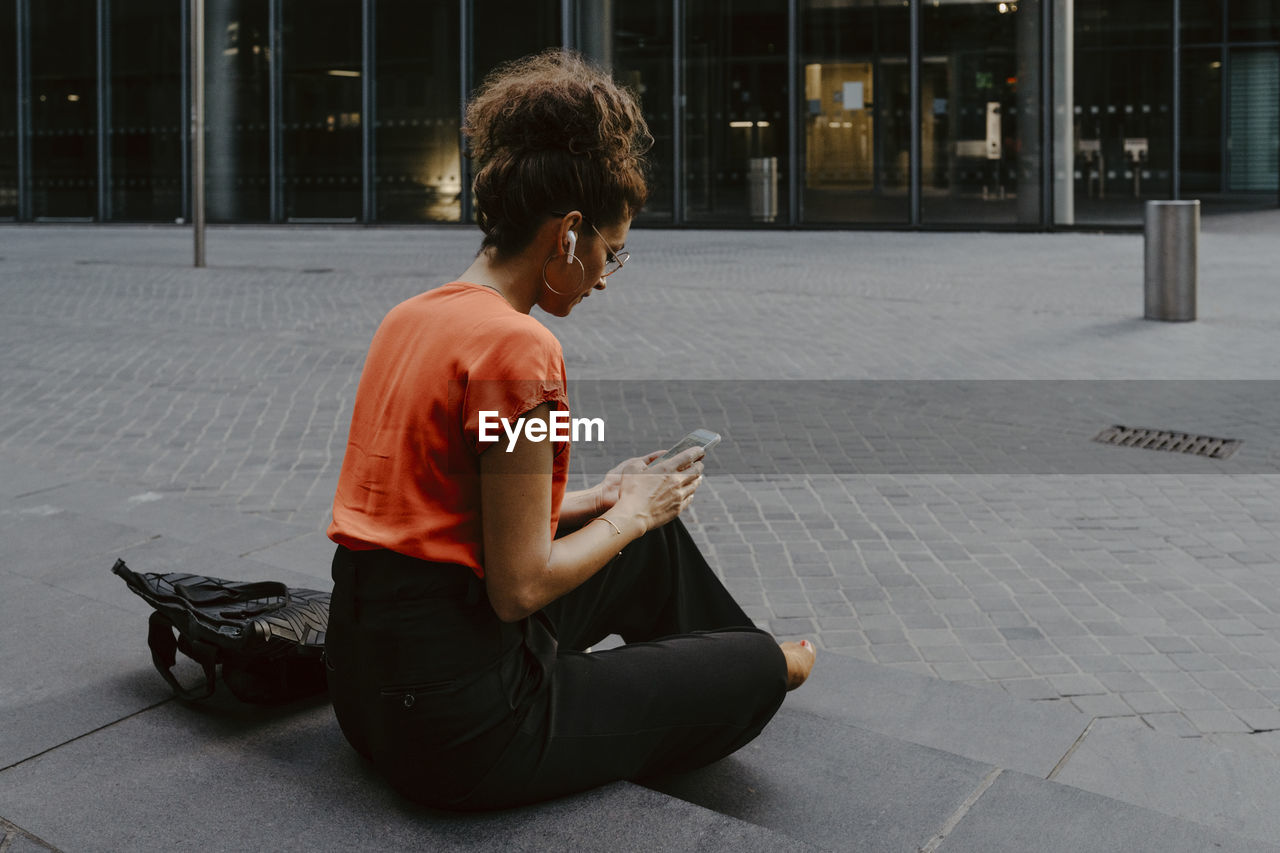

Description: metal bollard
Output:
[1144,200,1199,322]
[748,157,778,223]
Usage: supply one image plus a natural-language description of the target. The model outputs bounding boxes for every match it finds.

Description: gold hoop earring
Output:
[542,253,586,296]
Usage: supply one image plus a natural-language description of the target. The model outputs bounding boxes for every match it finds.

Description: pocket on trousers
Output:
[372,673,516,807]
[374,672,507,750]
[371,679,466,782]
[379,680,456,711]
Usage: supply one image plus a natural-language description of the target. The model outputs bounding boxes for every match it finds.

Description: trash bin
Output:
[1144,199,1199,322]
[748,157,778,223]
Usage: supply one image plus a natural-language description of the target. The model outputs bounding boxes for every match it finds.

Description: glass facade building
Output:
[1,0,1277,229]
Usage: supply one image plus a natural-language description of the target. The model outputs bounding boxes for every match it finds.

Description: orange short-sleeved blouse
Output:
[328,283,570,576]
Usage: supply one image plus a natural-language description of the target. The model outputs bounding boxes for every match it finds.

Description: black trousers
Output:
[325,518,788,811]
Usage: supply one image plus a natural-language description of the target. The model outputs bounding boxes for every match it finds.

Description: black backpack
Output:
[112,559,331,704]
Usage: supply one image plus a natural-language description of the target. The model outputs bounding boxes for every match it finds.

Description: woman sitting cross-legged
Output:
[323,50,815,811]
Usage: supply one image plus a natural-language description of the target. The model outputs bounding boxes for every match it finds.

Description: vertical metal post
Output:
[1052,0,1074,226]
[268,0,282,222]
[786,0,799,225]
[16,0,31,221]
[909,0,920,226]
[671,0,684,224]
[871,4,883,198]
[561,0,573,50]
[96,0,110,222]
[1219,3,1228,195]
[362,0,375,224]
[459,0,472,226]
[179,0,190,223]
[1171,0,1181,200]
[1041,0,1053,226]
[1015,0,1040,224]
[191,0,205,266]
[578,1,612,66]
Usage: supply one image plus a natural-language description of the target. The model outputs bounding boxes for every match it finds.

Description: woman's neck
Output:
[459,250,538,314]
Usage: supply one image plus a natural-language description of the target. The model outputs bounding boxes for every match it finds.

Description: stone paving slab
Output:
[8,475,314,556]
[0,821,60,853]
[0,458,77,502]
[8,835,57,853]
[1052,721,1280,846]
[242,528,342,583]
[0,476,341,776]
[0,570,171,769]
[0,503,158,584]
[936,770,1280,853]
[0,698,817,853]
[649,706,994,852]
[787,649,1088,778]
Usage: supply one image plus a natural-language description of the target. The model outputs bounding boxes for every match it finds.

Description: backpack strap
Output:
[174,578,289,614]
[147,611,218,701]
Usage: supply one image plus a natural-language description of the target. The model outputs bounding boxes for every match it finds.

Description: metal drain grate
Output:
[1092,425,1242,460]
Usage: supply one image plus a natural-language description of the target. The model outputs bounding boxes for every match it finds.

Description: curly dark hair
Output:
[464,50,652,257]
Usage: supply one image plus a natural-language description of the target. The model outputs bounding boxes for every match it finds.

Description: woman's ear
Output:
[553,210,583,260]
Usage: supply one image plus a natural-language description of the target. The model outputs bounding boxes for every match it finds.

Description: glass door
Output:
[375,0,461,222]
[921,0,1043,226]
[1180,48,1224,195]
[206,0,271,223]
[684,0,789,224]
[799,0,910,225]
[281,0,362,221]
[0,0,16,218]
[1073,0,1173,225]
[109,0,183,221]
[30,0,97,219]
[579,0,676,223]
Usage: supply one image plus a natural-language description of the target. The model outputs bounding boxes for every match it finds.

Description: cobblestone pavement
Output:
[2,217,1279,749]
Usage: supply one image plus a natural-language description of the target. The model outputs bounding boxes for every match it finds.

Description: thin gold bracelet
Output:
[588,516,624,537]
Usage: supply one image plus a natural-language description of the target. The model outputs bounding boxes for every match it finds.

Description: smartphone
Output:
[648,429,721,466]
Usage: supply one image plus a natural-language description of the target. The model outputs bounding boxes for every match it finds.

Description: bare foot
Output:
[780,640,816,691]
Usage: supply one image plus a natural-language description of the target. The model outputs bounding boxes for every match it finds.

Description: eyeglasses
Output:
[588,222,630,278]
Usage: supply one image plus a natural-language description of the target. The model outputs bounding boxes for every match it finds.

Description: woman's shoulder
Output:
[475,310,563,365]
[387,282,500,318]
[439,284,562,349]
[383,283,561,359]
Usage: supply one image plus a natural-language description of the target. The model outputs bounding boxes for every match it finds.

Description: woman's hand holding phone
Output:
[593,430,718,533]
[611,446,705,535]
[593,451,664,514]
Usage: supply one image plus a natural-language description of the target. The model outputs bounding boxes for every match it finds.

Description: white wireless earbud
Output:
[566,230,578,264]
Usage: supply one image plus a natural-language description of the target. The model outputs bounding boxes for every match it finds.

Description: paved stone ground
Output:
[2,213,1278,751]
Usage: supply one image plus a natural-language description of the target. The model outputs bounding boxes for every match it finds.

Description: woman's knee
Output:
[734,628,790,698]
[668,628,788,720]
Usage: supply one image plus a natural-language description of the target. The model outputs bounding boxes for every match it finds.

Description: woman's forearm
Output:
[492,497,648,623]
[557,486,605,531]
[482,408,646,621]
[482,409,696,623]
